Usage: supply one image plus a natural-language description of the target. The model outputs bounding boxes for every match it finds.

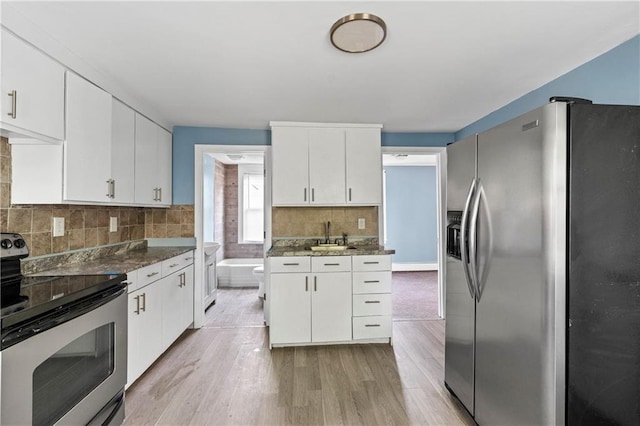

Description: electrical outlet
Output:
[52,217,65,237]
[109,217,118,233]
[358,218,366,229]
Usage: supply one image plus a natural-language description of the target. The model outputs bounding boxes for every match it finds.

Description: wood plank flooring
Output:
[124,289,474,425]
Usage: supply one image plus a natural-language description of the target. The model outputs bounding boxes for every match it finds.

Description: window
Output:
[238,164,264,243]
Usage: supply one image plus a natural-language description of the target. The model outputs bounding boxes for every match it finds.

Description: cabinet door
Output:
[127,291,143,387]
[181,266,194,330]
[134,114,158,204]
[345,128,382,204]
[1,30,65,141]
[161,273,183,350]
[111,99,135,203]
[270,273,311,344]
[308,128,345,204]
[271,127,309,205]
[64,72,112,202]
[157,128,173,206]
[311,272,352,342]
[140,282,163,374]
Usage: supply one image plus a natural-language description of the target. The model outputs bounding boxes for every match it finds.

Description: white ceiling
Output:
[2,1,638,132]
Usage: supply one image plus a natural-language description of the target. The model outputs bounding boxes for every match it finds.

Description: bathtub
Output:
[217,258,264,287]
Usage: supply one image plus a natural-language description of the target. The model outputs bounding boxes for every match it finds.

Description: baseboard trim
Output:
[392,263,438,272]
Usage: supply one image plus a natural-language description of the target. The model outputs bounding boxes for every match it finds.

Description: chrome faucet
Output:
[325,221,331,244]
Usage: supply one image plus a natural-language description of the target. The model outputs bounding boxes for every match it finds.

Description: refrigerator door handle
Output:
[469,180,483,302]
[460,178,477,299]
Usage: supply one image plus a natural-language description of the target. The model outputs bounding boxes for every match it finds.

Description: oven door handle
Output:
[1,284,126,350]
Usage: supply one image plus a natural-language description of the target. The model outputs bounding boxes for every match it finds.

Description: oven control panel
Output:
[0,232,29,259]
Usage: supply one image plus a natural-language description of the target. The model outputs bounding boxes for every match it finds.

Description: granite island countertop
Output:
[24,240,196,276]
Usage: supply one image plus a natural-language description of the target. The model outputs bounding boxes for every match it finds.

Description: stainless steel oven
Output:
[0,233,127,425]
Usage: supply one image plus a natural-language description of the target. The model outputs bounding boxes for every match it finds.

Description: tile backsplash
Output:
[272,206,378,239]
[1,137,194,256]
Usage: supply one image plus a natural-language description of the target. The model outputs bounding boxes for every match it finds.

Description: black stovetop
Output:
[1,274,127,330]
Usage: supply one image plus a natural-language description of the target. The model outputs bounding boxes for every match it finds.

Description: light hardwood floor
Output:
[124,291,474,425]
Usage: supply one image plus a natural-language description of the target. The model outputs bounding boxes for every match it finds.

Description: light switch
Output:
[52,217,65,237]
[110,217,118,233]
[358,218,366,229]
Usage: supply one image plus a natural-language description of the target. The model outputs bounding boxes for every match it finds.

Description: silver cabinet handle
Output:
[304,188,307,202]
[106,180,111,198]
[311,188,315,202]
[146,271,159,278]
[364,261,379,265]
[364,280,380,283]
[349,188,352,202]
[158,187,162,202]
[364,300,381,304]
[111,179,116,199]
[153,188,159,201]
[179,272,186,287]
[283,263,299,266]
[7,90,16,119]
[365,324,381,327]
[169,263,179,268]
[184,256,193,261]
[141,292,146,312]
[134,295,141,314]
[305,276,308,292]
[314,276,317,292]
[324,263,340,266]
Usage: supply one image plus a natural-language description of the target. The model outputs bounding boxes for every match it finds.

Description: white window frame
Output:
[237,164,264,244]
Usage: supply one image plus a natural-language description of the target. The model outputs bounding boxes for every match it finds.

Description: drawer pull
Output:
[134,295,141,315]
[364,261,380,265]
[184,257,193,260]
[146,272,159,278]
[324,263,340,266]
[305,276,308,292]
[283,263,299,266]
[365,324,381,327]
[169,263,179,268]
[364,300,381,304]
[364,280,380,283]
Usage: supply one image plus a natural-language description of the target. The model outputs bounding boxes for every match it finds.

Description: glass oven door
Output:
[1,290,127,425]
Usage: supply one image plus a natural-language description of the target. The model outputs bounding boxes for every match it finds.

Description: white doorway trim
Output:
[382,146,447,318]
[193,144,270,328]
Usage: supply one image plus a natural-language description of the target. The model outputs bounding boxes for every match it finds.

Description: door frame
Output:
[193,144,271,328]
[381,146,447,318]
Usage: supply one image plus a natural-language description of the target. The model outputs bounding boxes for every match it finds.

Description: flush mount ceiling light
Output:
[330,13,387,53]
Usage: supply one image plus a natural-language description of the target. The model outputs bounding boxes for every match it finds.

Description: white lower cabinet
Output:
[126,251,194,387]
[269,256,351,345]
[351,255,393,342]
[268,254,391,347]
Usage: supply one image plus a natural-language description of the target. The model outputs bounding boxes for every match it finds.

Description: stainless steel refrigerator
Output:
[444,99,640,425]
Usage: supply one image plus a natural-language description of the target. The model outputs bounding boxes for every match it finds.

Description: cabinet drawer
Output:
[353,316,392,340]
[311,256,351,272]
[125,269,139,293]
[352,271,391,294]
[353,294,392,316]
[162,252,194,276]
[270,256,311,273]
[352,255,391,272]
[137,263,162,288]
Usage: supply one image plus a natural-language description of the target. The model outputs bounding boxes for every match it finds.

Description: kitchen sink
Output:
[308,245,356,251]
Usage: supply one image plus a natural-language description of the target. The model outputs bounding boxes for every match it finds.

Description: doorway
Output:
[193,145,270,328]
[381,147,446,319]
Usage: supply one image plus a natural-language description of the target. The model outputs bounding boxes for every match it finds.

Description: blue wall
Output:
[456,35,640,139]
[384,166,438,263]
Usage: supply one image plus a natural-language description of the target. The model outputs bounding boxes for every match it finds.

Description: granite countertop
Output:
[26,243,196,276]
[267,244,395,257]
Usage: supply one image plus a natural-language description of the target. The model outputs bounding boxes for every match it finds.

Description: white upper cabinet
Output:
[134,113,172,206]
[271,122,382,206]
[111,99,136,204]
[64,72,113,203]
[308,128,345,204]
[1,29,65,142]
[345,128,382,204]
[271,126,309,205]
